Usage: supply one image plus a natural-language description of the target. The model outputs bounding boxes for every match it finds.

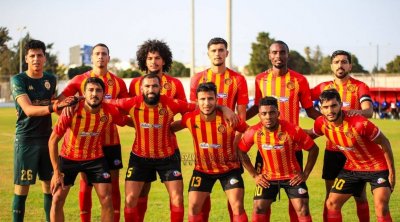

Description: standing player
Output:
[246,40,320,222]
[129,39,187,222]
[311,50,373,222]
[189,37,249,221]
[10,39,71,222]
[238,96,319,222]
[59,43,129,222]
[311,89,395,222]
[172,82,248,222]
[49,77,130,222]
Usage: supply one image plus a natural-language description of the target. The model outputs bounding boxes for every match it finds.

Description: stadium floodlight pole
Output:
[190,0,195,77]
[226,0,232,68]
[18,26,27,73]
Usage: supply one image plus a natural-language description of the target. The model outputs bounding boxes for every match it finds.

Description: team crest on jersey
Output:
[100,115,109,122]
[217,124,226,133]
[44,80,51,90]
[345,131,354,139]
[107,79,114,86]
[347,84,356,92]
[163,82,172,90]
[28,85,34,91]
[224,78,233,85]
[298,188,308,194]
[159,108,167,115]
[277,132,287,142]
[286,81,295,90]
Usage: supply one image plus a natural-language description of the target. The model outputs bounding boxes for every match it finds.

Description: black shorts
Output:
[103,144,123,170]
[188,169,244,193]
[125,150,182,183]
[331,169,391,197]
[60,157,111,186]
[253,180,309,201]
[322,150,346,180]
[254,150,303,172]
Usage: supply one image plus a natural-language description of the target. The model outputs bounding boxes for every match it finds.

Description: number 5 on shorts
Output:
[332,178,346,190]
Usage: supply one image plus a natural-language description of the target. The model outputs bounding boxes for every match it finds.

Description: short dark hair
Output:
[270,40,289,52]
[319,89,342,104]
[196,82,217,97]
[259,96,278,108]
[142,72,161,85]
[25,39,46,55]
[136,39,173,73]
[207,37,228,49]
[92,43,110,55]
[331,50,351,64]
[84,77,105,91]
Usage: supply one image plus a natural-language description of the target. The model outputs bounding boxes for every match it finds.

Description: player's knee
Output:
[374,203,389,216]
[229,200,244,214]
[52,194,66,209]
[325,198,340,211]
[170,193,183,206]
[253,202,267,214]
[295,202,310,216]
[125,192,139,207]
[188,202,202,215]
[99,192,113,208]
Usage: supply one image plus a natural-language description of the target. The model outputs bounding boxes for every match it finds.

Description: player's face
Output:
[84,83,104,108]
[197,91,217,116]
[331,55,352,79]
[146,51,165,74]
[141,77,161,105]
[269,43,288,69]
[207,44,228,67]
[25,49,46,73]
[91,46,110,69]
[258,105,280,130]
[320,98,343,122]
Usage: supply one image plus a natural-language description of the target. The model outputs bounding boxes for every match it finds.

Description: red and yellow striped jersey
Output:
[54,102,127,160]
[190,68,249,110]
[181,110,248,174]
[129,73,187,101]
[313,113,387,171]
[254,69,313,125]
[62,71,129,146]
[239,120,315,180]
[114,95,196,158]
[311,77,372,151]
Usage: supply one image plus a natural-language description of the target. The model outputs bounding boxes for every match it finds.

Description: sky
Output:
[2,0,400,72]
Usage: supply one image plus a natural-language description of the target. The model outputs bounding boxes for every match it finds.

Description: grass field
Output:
[0,107,398,221]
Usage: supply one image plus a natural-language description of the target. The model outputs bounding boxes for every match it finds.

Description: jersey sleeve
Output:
[238,127,256,152]
[355,117,380,141]
[62,75,82,96]
[253,75,262,106]
[312,116,324,136]
[180,112,191,128]
[53,112,71,137]
[128,78,140,97]
[10,75,27,100]
[310,84,323,101]
[172,98,196,114]
[293,125,315,151]
[116,77,130,98]
[358,82,372,104]
[234,118,249,133]
[298,77,313,109]
[112,97,138,113]
[189,73,202,103]
[236,75,249,105]
[173,78,187,101]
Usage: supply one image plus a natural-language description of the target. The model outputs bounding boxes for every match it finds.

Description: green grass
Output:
[0,107,399,221]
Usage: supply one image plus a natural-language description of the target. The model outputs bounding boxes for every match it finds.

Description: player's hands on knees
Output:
[290,172,307,186]
[254,174,270,188]
[51,171,65,195]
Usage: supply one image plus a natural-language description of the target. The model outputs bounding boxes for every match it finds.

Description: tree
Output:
[350,55,368,73]
[169,60,190,77]
[386,56,400,73]
[67,65,92,79]
[314,56,331,74]
[287,50,311,74]
[0,27,17,81]
[304,45,323,74]
[246,32,275,76]
[118,69,142,78]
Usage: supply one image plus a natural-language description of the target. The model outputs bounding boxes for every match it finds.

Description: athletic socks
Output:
[298,215,312,222]
[170,203,184,222]
[228,201,233,221]
[43,193,52,222]
[326,210,342,222]
[124,207,139,222]
[323,204,328,222]
[79,179,93,222]
[251,212,269,222]
[12,194,27,222]
[111,178,121,222]
[233,212,248,222]
[377,213,392,222]
[137,196,148,222]
[356,201,370,222]
[201,195,211,221]
[188,213,203,222]
[289,201,299,222]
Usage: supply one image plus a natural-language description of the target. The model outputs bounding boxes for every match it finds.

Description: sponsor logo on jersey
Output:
[261,144,284,150]
[336,145,354,151]
[199,142,221,149]
[217,93,228,99]
[173,170,182,177]
[298,188,308,194]
[104,94,112,99]
[272,95,289,103]
[230,178,239,185]
[377,178,386,184]
[102,172,111,179]
[342,102,350,107]
[140,123,163,129]
[80,132,100,137]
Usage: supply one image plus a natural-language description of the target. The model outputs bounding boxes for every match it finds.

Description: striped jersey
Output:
[54,102,128,160]
[62,71,129,146]
[254,69,313,125]
[190,68,249,110]
[313,113,387,171]
[114,95,196,158]
[181,110,248,174]
[239,120,315,180]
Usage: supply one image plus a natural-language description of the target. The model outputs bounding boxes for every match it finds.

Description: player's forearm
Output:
[246,105,258,120]
[305,107,322,120]
[48,133,61,173]
[238,150,257,178]
[303,145,319,178]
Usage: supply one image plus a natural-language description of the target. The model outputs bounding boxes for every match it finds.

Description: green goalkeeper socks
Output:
[12,194,27,222]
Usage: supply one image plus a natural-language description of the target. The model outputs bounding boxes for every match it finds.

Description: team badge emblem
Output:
[159,108,167,115]
[286,81,295,90]
[345,131,354,138]
[100,115,109,122]
[230,178,239,185]
[277,132,287,142]
[44,80,51,90]
[107,79,114,86]
[173,170,182,177]
[347,84,356,92]
[298,188,307,194]
[28,85,34,91]
[377,178,386,184]
[217,124,226,133]
[224,78,233,85]
[102,172,111,179]
[113,159,122,166]
[164,82,172,90]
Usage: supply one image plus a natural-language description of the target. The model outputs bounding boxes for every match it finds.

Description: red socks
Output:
[137,196,148,222]
[377,213,392,222]
[79,179,92,222]
[323,204,328,222]
[188,214,203,222]
[111,178,121,222]
[233,212,248,222]
[326,210,342,222]
[228,201,234,221]
[124,207,139,222]
[298,215,312,222]
[170,204,184,222]
[356,201,370,222]
[252,212,269,222]
[289,201,299,222]
[201,195,211,221]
